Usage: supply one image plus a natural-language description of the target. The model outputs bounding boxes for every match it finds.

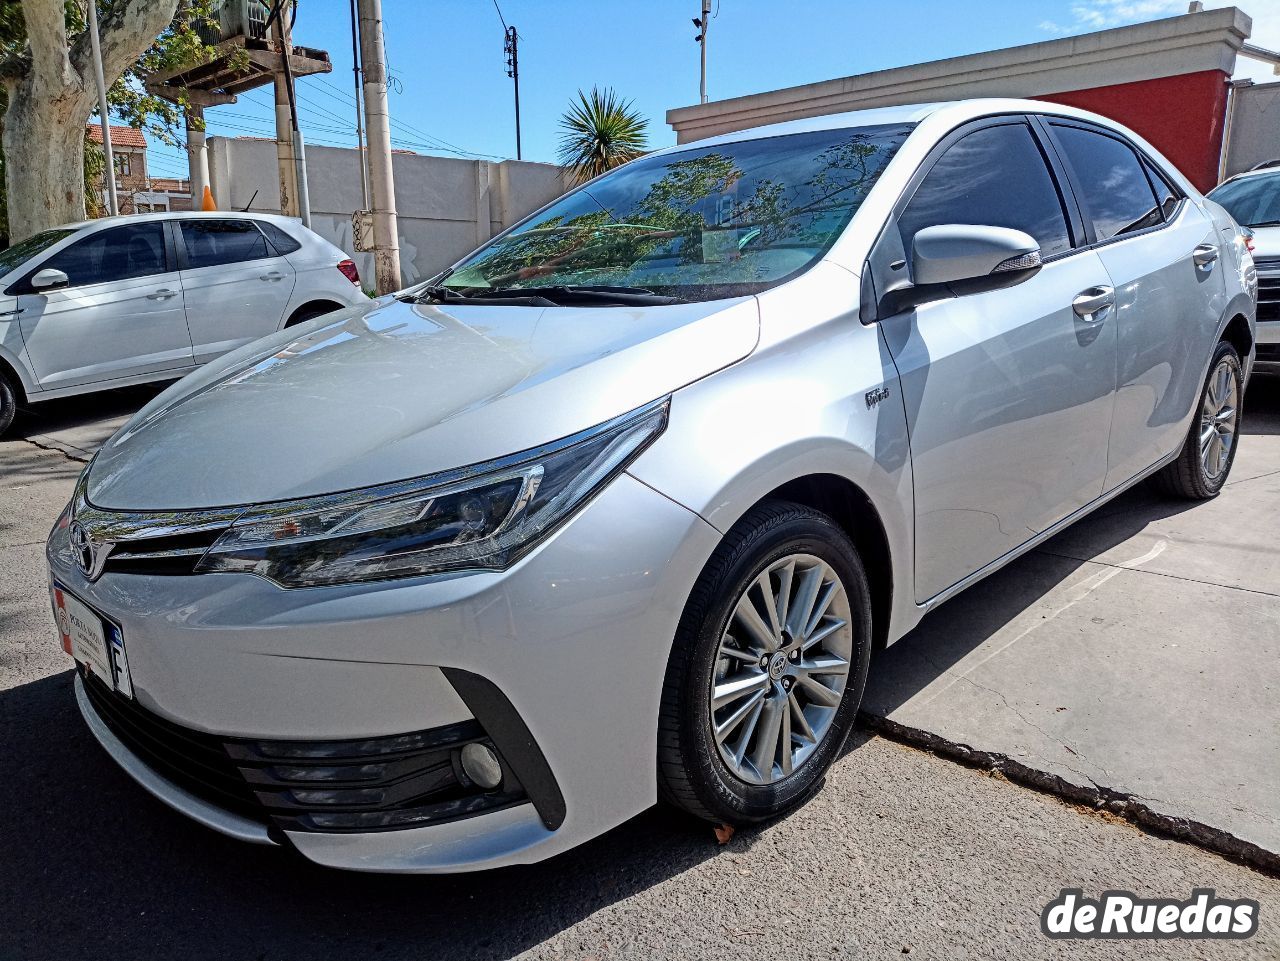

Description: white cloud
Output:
[1038,0,1280,82]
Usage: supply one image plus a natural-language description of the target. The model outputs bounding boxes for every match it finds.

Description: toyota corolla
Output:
[48,99,1256,872]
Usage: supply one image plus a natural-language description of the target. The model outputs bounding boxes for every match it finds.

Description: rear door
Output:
[13,221,192,390]
[872,118,1118,601]
[176,218,297,364]
[1042,120,1225,491]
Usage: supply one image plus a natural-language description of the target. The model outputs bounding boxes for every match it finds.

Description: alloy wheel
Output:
[1200,358,1239,481]
[709,553,853,785]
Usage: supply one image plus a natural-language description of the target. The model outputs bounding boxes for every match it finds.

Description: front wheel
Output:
[0,368,17,437]
[1151,340,1243,499]
[657,501,872,826]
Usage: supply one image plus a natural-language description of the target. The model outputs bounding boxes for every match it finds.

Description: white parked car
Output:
[0,211,368,434]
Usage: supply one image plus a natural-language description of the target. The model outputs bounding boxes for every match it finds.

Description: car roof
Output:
[51,210,305,233]
[652,97,1156,154]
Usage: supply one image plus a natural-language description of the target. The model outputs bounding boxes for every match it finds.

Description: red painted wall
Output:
[1034,70,1229,192]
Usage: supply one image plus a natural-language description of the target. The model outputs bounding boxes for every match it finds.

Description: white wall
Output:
[207,138,570,287]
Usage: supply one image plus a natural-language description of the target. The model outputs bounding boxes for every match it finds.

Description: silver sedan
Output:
[47,98,1256,872]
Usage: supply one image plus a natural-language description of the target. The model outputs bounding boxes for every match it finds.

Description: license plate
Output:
[53,581,132,698]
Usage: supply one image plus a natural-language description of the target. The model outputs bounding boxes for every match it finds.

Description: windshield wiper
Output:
[409,284,685,308]
[472,285,686,306]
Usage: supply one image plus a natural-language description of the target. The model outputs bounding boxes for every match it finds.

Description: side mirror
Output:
[911,224,1041,287]
[30,268,69,291]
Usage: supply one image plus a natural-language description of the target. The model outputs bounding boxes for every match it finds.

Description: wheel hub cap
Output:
[709,553,854,786]
[1199,358,1239,481]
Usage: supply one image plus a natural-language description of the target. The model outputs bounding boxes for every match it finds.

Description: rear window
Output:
[1051,125,1163,241]
[180,219,272,269]
[258,220,302,255]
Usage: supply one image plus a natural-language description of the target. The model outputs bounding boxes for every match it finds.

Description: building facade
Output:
[667,7,1275,192]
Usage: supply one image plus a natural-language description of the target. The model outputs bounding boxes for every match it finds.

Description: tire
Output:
[0,368,17,437]
[1151,340,1243,500]
[657,500,873,825]
[285,302,340,328]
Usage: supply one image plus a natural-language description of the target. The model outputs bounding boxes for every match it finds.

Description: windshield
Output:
[1209,171,1280,227]
[439,123,915,303]
[0,229,75,281]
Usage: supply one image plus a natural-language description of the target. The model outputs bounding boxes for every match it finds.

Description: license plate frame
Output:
[53,580,132,698]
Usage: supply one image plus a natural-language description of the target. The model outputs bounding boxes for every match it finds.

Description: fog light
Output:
[460,742,503,789]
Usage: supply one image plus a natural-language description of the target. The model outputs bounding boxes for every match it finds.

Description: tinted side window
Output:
[257,220,302,255]
[1051,125,1163,241]
[899,123,1072,259]
[39,223,167,288]
[181,220,272,269]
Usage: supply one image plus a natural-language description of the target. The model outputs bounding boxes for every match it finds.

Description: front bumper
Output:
[1255,320,1279,372]
[50,473,720,872]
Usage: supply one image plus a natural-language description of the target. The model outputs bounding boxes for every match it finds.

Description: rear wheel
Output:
[0,369,17,437]
[657,501,872,825]
[1151,340,1242,500]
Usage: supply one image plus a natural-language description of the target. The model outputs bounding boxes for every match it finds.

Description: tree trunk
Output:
[1,0,180,243]
[3,79,93,241]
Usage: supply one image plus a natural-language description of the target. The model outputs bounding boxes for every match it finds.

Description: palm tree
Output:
[557,87,649,185]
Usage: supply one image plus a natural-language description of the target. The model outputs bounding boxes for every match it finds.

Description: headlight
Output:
[195,399,669,588]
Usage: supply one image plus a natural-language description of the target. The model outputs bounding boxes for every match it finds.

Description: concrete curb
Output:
[859,711,1280,877]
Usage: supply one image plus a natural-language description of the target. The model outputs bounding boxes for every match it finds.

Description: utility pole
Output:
[349,0,370,209]
[85,1,118,216]
[270,3,311,227]
[357,0,401,294]
[504,25,521,160]
[185,105,210,208]
[693,0,711,104]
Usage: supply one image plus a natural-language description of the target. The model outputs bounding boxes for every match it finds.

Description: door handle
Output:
[0,307,24,317]
[1072,285,1115,321]
[1193,243,1219,268]
[260,271,284,281]
[147,288,176,300]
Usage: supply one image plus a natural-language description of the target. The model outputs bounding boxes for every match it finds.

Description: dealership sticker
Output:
[1042,889,1258,939]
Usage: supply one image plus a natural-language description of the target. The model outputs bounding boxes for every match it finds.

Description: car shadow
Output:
[9,381,170,446]
[0,665,791,961]
[863,373,1276,718]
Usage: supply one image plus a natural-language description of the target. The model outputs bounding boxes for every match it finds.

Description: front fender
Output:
[629,287,921,645]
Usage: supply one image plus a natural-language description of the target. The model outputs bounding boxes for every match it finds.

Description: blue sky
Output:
[142,0,1280,184]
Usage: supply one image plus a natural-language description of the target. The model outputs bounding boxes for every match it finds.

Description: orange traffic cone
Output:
[201,185,217,211]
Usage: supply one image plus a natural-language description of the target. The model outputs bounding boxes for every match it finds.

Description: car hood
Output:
[1248,224,1280,260]
[87,295,760,510]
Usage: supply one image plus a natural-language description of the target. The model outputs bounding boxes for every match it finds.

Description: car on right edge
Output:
[1209,166,1279,372]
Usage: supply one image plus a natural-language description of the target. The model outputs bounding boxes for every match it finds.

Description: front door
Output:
[176,218,297,364]
[15,221,192,390]
[875,119,1118,602]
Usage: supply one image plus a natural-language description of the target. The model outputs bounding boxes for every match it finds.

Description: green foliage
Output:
[556,86,649,186]
[0,0,220,241]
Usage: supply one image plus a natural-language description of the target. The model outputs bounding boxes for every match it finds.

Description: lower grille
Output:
[1257,266,1280,324]
[1257,343,1280,362]
[81,672,528,833]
